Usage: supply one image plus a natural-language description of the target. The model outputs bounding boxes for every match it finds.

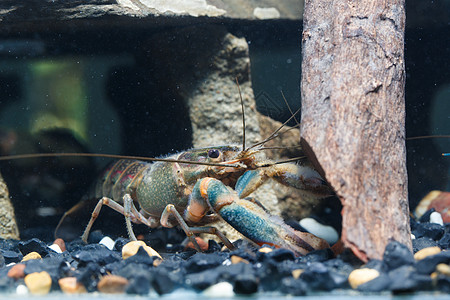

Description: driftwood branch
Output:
[300,0,411,261]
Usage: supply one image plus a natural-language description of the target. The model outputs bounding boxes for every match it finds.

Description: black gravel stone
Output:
[364,259,387,273]
[206,240,221,253]
[299,248,334,263]
[418,208,435,223]
[0,274,15,292]
[185,268,221,290]
[413,223,445,240]
[445,224,450,234]
[258,248,295,262]
[436,275,450,293]
[143,230,167,251]
[113,237,130,252]
[185,263,255,291]
[87,230,104,244]
[0,249,22,264]
[357,273,390,292]
[438,233,450,249]
[324,258,353,289]
[415,251,450,275]
[273,260,305,276]
[230,248,257,263]
[18,238,50,257]
[410,217,420,231]
[300,262,338,291]
[280,277,307,296]
[76,262,102,292]
[184,252,225,274]
[223,262,256,283]
[157,254,184,271]
[0,239,20,251]
[24,256,66,281]
[123,246,157,266]
[388,265,433,292]
[412,237,438,253]
[114,262,152,280]
[233,272,258,294]
[257,260,285,291]
[126,275,151,295]
[65,239,86,252]
[152,268,177,295]
[383,241,414,270]
[72,244,121,265]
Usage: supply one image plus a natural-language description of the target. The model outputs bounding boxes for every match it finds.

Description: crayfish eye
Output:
[207,149,220,159]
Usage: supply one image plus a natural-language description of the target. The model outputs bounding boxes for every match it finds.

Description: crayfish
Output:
[24,105,330,256]
[1,104,333,257]
[68,143,332,256]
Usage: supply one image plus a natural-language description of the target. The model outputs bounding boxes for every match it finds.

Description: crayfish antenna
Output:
[245,107,302,152]
[235,77,246,152]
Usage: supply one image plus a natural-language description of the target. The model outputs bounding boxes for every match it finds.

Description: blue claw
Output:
[192,178,329,256]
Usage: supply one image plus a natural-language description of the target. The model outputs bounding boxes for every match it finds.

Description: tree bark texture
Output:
[300,0,410,261]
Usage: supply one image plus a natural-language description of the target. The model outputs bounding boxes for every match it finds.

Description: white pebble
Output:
[48,244,62,253]
[411,234,416,240]
[16,284,28,295]
[299,218,339,244]
[99,236,116,250]
[202,282,235,297]
[430,212,444,226]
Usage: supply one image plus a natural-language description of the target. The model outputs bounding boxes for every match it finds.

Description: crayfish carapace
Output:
[51,140,332,256]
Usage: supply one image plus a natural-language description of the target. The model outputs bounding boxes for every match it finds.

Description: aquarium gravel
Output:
[0,209,449,297]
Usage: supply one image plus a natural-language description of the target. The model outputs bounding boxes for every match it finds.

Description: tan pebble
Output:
[21,252,42,262]
[122,241,162,260]
[53,238,66,252]
[24,271,52,295]
[231,255,249,264]
[436,263,450,276]
[258,247,273,254]
[97,275,129,294]
[58,277,87,294]
[7,263,26,279]
[185,237,209,251]
[348,268,380,289]
[292,269,303,279]
[153,258,163,267]
[431,271,438,279]
[414,246,441,260]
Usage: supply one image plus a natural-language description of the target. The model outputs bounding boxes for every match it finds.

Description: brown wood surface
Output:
[300,0,411,261]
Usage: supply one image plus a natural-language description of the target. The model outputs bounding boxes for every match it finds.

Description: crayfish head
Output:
[176,145,250,183]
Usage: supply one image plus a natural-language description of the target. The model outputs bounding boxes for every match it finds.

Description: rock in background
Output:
[0,172,20,240]
[144,25,281,241]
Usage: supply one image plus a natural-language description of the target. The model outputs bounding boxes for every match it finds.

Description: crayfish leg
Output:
[186,226,236,251]
[160,204,202,252]
[160,204,235,252]
[80,194,153,243]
